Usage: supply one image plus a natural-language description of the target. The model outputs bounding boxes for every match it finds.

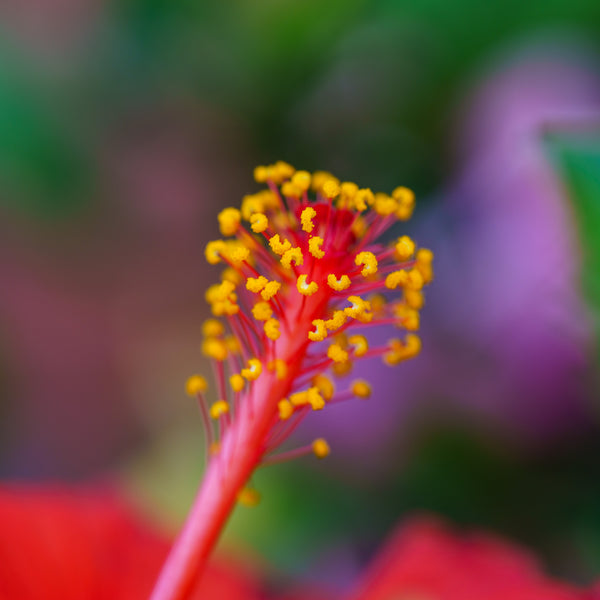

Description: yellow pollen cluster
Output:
[268,359,288,380]
[327,274,351,291]
[395,235,415,261]
[250,213,269,233]
[230,373,245,392]
[312,374,335,401]
[308,236,325,259]
[218,207,242,236]
[269,234,292,255]
[325,310,347,332]
[264,318,281,340]
[355,252,378,277]
[252,301,273,321]
[289,387,325,410]
[312,438,330,458]
[301,207,317,233]
[384,334,421,365]
[186,375,208,396]
[308,319,327,342]
[344,295,373,323]
[322,178,340,199]
[348,334,368,357]
[241,358,262,381]
[297,274,318,296]
[327,344,349,363]
[210,400,229,419]
[351,380,371,398]
[281,247,303,269]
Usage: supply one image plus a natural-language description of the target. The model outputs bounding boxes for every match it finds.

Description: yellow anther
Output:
[351,216,368,238]
[392,186,415,207]
[327,274,351,291]
[269,234,292,255]
[308,319,327,342]
[274,160,295,182]
[416,248,434,283]
[385,270,408,290]
[185,375,208,396]
[252,301,273,321]
[289,390,309,406]
[339,182,358,209]
[268,359,288,380]
[332,360,353,377]
[322,178,340,199]
[297,274,318,296]
[311,171,336,192]
[202,338,228,361]
[228,245,250,264]
[406,268,424,291]
[395,203,414,221]
[281,182,303,198]
[291,170,311,191]
[307,387,325,410]
[210,400,229,419]
[261,280,281,301]
[355,251,378,277]
[264,318,281,341]
[312,438,330,459]
[394,305,420,331]
[356,188,375,209]
[209,441,221,456]
[202,319,224,338]
[241,192,270,220]
[250,213,269,233]
[225,336,241,354]
[328,344,349,363]
[351,380,371,398]
[405,289,424,310]
[308,236,325,259]
[278,399,294,420]
[373,193,398,217]
[207,280,235,303]
[348,334,369,357]
[384,334,421,365]
[254,165,269,183]
[241,358,263,381]
[369,293,387,314]
[395,235,416,261]
[246,276,268,293]
[312,374,335,401]
[344,295,373,323]
[300,206,317,233]
[205,240,227,264]
[221,267,242,285]
[281,247,304,269]
[230,373,245,392]
[217,207,241,236]
[237,487,261,507]
[211,298,239,316]
[325,310,347,332]
[417,248,434,263]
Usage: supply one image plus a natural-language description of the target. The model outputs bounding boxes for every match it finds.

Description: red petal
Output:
[349,516,588,600]
[0,485,264,600]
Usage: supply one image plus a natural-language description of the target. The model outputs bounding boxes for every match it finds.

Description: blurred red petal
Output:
[0,485,264,600]
[350,517,587,600]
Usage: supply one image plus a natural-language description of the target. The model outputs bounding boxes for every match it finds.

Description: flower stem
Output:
[150,360,299,600]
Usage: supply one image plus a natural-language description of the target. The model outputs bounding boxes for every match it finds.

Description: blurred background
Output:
[1,0,600,595]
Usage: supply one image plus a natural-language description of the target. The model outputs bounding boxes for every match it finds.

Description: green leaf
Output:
[548,134,600,350]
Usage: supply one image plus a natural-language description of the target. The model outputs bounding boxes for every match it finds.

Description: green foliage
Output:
[0,49,92,218]
[548,134,600,361]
